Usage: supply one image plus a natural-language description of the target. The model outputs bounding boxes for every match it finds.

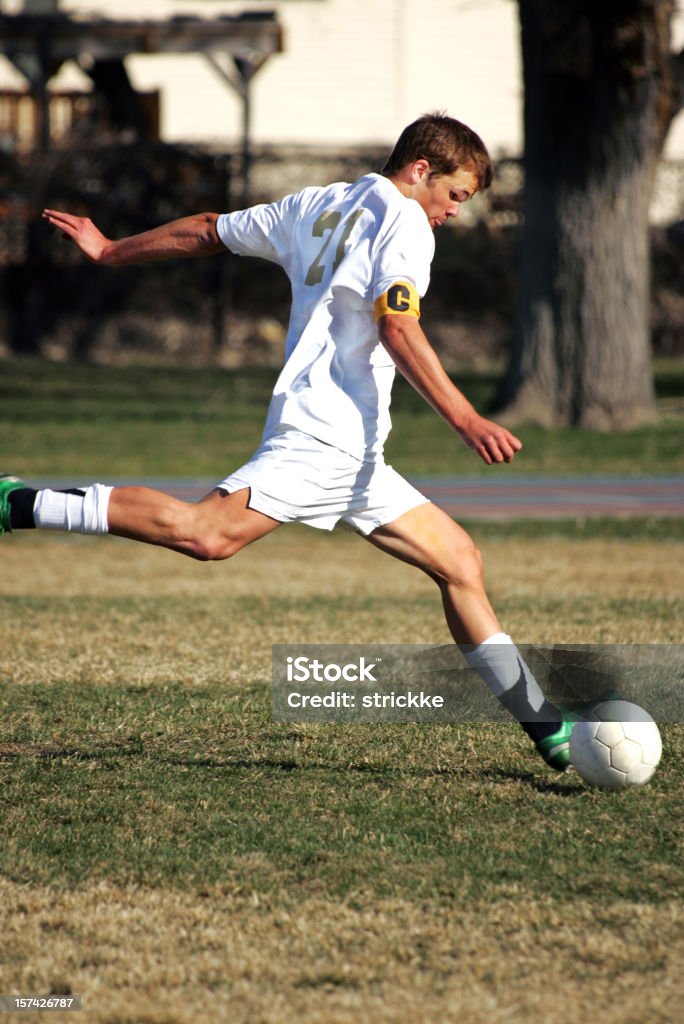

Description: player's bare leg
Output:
[1,477,281,561]
[366,502,499,646]
[107,486,281,560]
[367,502,573,770]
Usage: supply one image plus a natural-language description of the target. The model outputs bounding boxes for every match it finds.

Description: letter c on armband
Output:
[374,281,421,321]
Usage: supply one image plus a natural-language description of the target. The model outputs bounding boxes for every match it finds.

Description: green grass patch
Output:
[1,360,272,477]
[464,517,684,542]
[2,680,683,904]
[385,372,684,476]
[2,357,683,477]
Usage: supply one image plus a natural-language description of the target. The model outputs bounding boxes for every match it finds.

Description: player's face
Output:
[416,166,479,229]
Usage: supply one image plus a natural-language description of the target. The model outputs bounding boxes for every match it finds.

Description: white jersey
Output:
[216,173,434,461]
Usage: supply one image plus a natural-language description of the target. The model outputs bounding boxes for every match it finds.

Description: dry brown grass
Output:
[3,528,679,612]
[1,879,682,1024]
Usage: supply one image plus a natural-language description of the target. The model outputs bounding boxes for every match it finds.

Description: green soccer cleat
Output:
[535,716,576,772]
[536,691,624,772]
[0,474,25,536]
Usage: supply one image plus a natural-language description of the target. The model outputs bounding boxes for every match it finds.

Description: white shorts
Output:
[217,428,429,536]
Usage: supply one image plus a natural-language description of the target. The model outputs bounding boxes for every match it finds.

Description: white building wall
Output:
[0,0,523,154]
[666,5,684,159]
[0,0,682,159]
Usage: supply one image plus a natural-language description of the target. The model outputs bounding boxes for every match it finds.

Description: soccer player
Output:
[1,113,574,770]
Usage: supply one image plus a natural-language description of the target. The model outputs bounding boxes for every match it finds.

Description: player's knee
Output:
[440,538,485,590]
[189,534,241,561]
[178,505,245,561]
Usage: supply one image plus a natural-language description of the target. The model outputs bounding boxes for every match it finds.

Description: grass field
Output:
[1,359,683,1023]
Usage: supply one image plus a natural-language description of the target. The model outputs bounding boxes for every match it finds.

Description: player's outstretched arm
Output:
[41,210,224,266]
[378,313,522,465]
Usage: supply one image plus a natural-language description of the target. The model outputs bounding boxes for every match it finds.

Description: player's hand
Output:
[457,413,523,465]
[42,209,111,263]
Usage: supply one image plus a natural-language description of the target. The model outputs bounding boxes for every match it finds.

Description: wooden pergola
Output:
[0,10,284,202]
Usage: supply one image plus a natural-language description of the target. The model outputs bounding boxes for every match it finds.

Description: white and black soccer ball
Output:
[569,700,662,789]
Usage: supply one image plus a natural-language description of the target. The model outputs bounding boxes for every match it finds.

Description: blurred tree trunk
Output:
[498,0,684,428]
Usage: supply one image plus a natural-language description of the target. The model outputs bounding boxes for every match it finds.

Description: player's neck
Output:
[385,171,415,200]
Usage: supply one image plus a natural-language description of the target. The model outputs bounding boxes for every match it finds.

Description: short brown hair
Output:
[382,112,493,191]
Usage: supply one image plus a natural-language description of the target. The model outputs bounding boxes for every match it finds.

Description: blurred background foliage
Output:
[0,143,682,368]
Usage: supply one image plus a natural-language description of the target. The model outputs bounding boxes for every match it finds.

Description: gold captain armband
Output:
[374,282,421,320]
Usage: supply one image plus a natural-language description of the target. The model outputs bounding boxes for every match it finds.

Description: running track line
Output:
[33,476,684,520]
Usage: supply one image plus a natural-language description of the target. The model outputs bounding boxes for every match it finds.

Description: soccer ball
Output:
[569,700,662,789]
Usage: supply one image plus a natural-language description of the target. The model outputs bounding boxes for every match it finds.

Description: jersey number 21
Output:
[305,208,364,286]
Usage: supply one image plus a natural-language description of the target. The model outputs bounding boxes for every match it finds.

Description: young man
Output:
[1,114,575,770]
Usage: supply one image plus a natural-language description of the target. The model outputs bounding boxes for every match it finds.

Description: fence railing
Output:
[0,88,160,152]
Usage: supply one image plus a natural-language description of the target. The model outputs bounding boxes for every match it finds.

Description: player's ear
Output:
[411,159,430,182]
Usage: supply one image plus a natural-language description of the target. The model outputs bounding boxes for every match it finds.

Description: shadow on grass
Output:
[478,765,584,795]
[0,742,144,761]
[1,743,585,794]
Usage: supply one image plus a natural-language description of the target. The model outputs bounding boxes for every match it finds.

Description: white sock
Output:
[33,485,113,534]
[462,632,546,713]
